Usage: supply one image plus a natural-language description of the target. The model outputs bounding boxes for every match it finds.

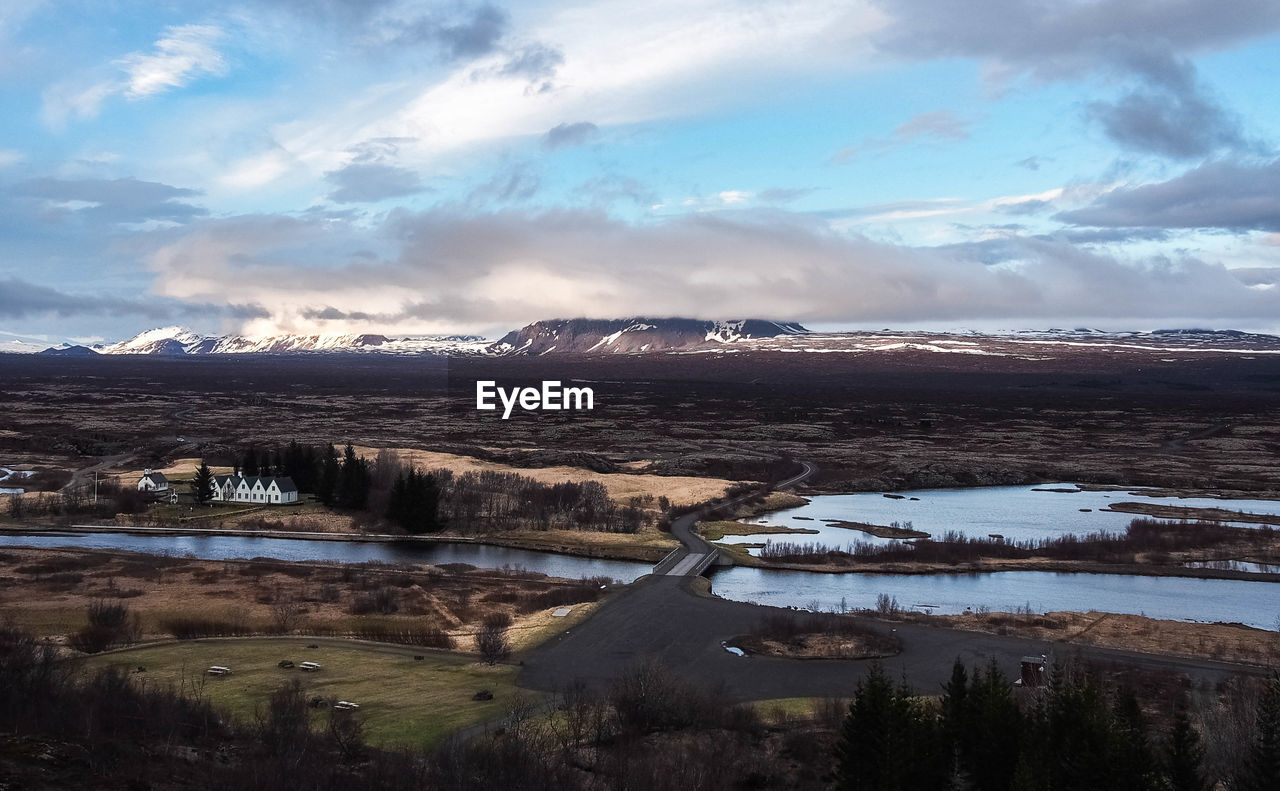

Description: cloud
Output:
[498,42,565,81]
[0,278,265,321]
[872,0,1280,81]
[1084,51,1253,159]
[893,110,969,142]
[368,2,508,59]
[1230,267,1280,287]
[119,24,227,99]
[1015,156,1041,170]
[834,110,969,162]
[13,177,208,224]
[573,175,656,209]
[468,166,540,204]
[871,0,1280,158]
[542,121,599,150]
[41,24,229,126]
[757,188,816,204]
[1057,159,1280,231]
[325,162,427,203]
[140,207,1280,336]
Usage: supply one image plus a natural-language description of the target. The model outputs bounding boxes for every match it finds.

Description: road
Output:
[518,459,1264,700]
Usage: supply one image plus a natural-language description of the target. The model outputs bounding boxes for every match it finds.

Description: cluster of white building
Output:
[136,468,299,504]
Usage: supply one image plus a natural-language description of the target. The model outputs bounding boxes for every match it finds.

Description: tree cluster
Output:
[835,659,1280,791]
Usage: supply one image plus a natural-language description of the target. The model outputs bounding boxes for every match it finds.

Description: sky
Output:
[3,0,1280,346]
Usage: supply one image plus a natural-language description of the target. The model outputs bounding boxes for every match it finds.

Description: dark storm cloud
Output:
[1056,159,1280,231]
[542,122,599,150]
[325,162,427,203]
[13,177,207,224]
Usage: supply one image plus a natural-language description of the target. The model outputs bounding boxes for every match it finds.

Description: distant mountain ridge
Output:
[488,318,809,356]
[90,326,490,356]
[15,322,1280,358]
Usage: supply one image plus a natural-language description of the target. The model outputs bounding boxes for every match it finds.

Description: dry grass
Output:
[940,609,1280,666]
[355,446,735,507]
[490,525,677,561]
[0,547,604,654]
[117,458,233,487]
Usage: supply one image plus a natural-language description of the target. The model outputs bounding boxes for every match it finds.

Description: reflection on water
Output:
[709,566,1280,630]
[717,484,1280,555]
[0,531,652,582]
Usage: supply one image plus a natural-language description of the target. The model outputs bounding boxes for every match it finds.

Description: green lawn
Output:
[84,637,526,749]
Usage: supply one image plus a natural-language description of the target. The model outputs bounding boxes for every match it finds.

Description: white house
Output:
[210,472,299,505]
[137,470,169,492]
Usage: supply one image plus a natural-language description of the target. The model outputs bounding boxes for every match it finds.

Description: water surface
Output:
[0,531,651,582]
[710,566,1280,629]
[719,484,1280,555]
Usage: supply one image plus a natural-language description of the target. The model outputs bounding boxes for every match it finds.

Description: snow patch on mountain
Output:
[92,328,491,356]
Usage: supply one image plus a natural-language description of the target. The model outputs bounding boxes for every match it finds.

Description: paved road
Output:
[518,460,1264,700]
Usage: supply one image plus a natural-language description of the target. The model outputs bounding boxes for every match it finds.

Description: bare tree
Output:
[476,616,511,665]
[270,598,305,634]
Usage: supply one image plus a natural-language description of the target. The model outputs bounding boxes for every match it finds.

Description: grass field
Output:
[84,637,528,749]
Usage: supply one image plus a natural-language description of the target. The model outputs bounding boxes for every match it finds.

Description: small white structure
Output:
[298,661,321,672]
[137,469,169,492]
[333,701,360,710]
[206,665,232,676]
[210,471,298,505]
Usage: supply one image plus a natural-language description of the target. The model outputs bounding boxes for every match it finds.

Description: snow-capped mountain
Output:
[15,322,1280,358]
[91,327,491,356]
[488,318,809,356]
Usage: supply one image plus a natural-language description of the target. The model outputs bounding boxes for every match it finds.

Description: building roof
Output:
[141,472,168,484]
[212,474,297,494]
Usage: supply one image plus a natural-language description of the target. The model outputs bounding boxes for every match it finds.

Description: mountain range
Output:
[16,320,1280,358]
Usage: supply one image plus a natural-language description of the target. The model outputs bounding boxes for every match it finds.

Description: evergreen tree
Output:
[319,444,339,506]
[967,661,1021,791]
[1165,707,1208,791]
[1111,690,1158,791]
[836,662,947,791]
[337,444,371,510]
[941,660,971,781]
[386,469,443,534]
[242,446,259,476]
[1238,673,1280,791]
[191,461,215,505]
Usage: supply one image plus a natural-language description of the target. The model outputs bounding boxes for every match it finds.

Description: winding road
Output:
[518,461,1264,700]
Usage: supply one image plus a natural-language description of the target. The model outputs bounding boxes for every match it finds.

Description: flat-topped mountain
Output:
[488,318,809,356]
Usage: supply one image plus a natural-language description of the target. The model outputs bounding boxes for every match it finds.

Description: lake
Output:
[718,484,1280,554]
[0,531,653,582]
[709,566,1280,629]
